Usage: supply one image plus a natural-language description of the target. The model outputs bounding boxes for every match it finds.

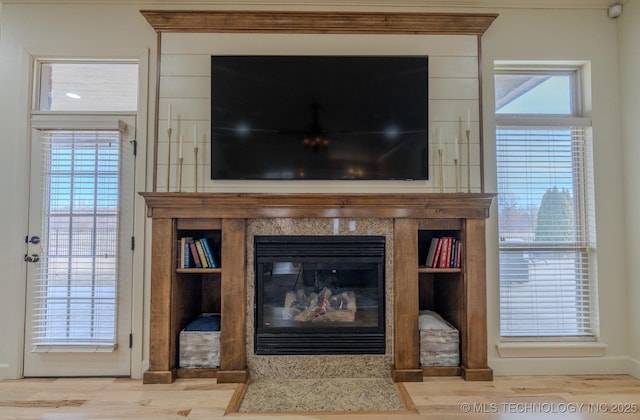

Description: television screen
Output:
[210,55,429,180]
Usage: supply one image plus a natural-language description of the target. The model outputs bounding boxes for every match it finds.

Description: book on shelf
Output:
[455,239,462,268]
[180,237,193,269]
[425,236,462,269]
[438,237,448,268]
[195,239,209,268]
[200,237,218,268]
[188,239,202,268]
[178,236,219,269]
[448,238,457,268]
[425,237,440,267]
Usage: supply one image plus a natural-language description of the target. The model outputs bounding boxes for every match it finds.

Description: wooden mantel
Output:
[141,192,495,383]
[140,192,494,219]
[140,10,498,35]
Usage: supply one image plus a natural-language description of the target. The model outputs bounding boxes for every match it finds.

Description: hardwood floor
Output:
[0,375,638,419]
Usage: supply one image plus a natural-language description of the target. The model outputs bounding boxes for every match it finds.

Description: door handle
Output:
[24,254,40,263]
[25,235,41,245]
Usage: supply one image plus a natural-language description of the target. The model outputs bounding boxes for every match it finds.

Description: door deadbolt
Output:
[25,235,41,245]
[24,254,40,263]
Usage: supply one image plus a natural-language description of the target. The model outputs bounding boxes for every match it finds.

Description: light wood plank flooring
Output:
[0,375,638,419]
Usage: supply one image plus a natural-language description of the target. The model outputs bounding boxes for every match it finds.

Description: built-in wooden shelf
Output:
[141,192,495,384]
[176,268,222,274]
[418,267,462,274]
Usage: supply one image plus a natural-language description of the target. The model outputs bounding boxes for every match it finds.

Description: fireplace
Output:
[254,235,386,355]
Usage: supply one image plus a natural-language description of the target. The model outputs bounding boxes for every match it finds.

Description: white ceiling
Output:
[0,0,625,8]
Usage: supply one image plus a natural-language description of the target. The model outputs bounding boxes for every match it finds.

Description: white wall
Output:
[0,1,634,379]
[619,0,640,377]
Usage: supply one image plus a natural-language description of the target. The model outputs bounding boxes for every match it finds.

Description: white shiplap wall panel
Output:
[161,33,478,57]
[429,56,479,78]
[430,78,479,100]
[158,32,481,192]
[161,76,209,99]
[429,99,478,123]
[161,98,210,122]
[161,55,211,77]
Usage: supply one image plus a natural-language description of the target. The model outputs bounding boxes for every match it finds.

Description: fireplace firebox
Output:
[254,235,385,355]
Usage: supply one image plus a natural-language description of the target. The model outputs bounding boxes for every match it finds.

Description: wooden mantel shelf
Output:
[140,192,495,220]
[140,10,498,35]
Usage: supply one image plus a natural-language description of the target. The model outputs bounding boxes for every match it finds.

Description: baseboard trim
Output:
[0,363,18,380]
[496,341,608,358]
[461,366,494,381]
[392,368,423,382]
[142,369,176,384]
[217,369,249,383]
[489,355,631,376]
[627,357,640,379]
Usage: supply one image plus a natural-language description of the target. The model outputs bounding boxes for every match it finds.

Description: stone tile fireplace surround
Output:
[246,218,394,379]
[141,193,494,384]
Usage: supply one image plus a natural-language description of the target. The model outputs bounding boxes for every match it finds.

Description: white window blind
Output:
[33,130,121,347]
[497,124,597,338]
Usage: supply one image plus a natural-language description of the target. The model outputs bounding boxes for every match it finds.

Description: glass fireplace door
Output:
[255,236,385,355]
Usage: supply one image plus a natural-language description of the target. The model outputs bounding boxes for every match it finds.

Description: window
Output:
[34,130,121,346]
[38,61,138,111]
[495,66,597,339]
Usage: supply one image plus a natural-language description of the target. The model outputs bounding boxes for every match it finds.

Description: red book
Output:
[432,237,443,267]
[439,237,452,268]
[437,237,446,268]
[188,240,202,268]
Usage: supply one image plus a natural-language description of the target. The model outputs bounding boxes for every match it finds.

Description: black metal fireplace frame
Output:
[254,235,386,355]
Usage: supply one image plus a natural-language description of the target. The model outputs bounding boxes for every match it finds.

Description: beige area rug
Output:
[227,378,416,415]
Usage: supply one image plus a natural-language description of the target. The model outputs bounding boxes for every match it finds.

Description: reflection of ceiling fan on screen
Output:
[300,103,329,151]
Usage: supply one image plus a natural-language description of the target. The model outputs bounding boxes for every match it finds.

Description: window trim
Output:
[496,341,607,358]
[495,67,583,117]
[33,59,139,112]
[495,116,591,128]
[29,120,135,351]
[495,64,599,343]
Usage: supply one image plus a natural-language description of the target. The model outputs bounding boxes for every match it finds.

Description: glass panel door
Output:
[23,127,134,376]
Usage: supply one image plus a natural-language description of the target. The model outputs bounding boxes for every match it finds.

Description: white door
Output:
[23,119,135,377]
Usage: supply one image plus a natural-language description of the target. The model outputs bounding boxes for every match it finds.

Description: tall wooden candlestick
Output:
[466,129,471,193]
[167,104,173,191]
[166,127,172,191]
[454,158,460,192]
[178,134,184,192]
[194,147,199,192]
[438,148,444,193]
[178,157,184,193]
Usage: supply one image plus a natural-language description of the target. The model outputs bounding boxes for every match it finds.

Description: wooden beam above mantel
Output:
[140,10,498,35]
[140,192,495,220]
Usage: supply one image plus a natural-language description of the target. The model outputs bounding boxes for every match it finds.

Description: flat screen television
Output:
[210,55,429,180]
